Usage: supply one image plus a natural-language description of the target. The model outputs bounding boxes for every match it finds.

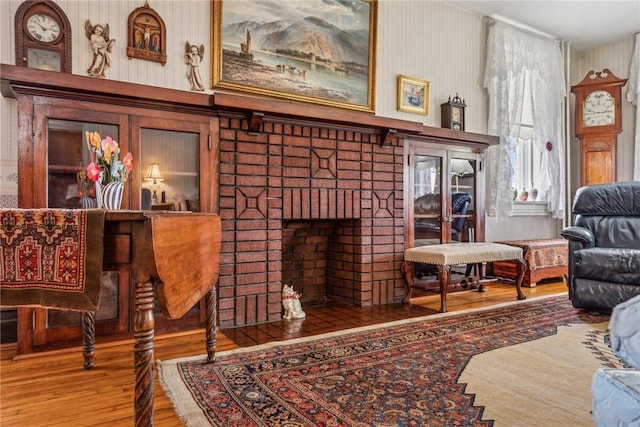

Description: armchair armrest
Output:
[561,226,595,248]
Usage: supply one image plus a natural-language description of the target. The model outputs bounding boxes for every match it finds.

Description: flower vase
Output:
[94,182,103,209]
[101,181,124,210]
[80,196,97,209]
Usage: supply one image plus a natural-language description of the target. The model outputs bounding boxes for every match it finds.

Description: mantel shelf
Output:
[1,63,499,150]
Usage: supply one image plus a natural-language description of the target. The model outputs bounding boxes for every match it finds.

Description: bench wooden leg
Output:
[438,265,451,313]
[401,261,414,304]
[514,258,527,301]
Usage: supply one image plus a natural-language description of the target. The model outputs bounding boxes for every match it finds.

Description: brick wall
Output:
[217,117,405,328]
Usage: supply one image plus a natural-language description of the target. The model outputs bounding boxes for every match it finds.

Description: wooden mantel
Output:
[1,64,498,148]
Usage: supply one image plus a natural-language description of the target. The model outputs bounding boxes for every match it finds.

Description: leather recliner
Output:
[561,181,640,313]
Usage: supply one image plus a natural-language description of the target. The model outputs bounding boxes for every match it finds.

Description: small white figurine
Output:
[282,284,306,320]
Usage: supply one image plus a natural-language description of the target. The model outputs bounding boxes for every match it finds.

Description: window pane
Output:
[140,129,199,211]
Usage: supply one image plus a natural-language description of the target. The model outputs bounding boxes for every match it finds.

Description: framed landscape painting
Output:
[211,0,378,112]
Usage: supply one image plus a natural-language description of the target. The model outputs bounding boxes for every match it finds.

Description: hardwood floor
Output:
[0,279,567,426]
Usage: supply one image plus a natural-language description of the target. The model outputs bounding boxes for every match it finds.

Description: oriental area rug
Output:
[158,295,626,427]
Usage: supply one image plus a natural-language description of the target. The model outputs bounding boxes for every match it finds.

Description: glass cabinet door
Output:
[406,142,481,249]
[412,152,444,247]
[42,114,129,345]
[139,128,199,211]
[448,155,477,243]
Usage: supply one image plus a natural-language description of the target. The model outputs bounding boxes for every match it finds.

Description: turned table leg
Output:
[206,286,217,363]
[81,311,95,370]
[132,221,154,427]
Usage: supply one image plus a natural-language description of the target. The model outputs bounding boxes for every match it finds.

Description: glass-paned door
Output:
[448,155,477,243]
[411,151,444,247]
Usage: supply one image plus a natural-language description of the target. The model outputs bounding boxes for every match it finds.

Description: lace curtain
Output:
[484,21,566,218]
[628,33,640,181]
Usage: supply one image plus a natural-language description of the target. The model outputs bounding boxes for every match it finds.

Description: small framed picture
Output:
[397,75,429,115]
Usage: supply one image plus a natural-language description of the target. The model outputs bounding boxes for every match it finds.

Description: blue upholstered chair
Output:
[591,294,640,426]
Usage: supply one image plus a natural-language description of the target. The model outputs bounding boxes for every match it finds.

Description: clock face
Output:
[452,122,462,131]
[583,90,615,127]
[26,13,61,43]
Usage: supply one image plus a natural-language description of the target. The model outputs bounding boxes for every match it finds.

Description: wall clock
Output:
[15,0,71,73]
[441,94,466,131]
[571,69,627,186]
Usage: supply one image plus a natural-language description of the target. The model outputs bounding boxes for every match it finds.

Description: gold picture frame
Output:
[397,75,429,115]
[211,0,377,112]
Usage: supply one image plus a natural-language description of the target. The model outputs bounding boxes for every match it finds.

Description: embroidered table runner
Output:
[0,209,105,311]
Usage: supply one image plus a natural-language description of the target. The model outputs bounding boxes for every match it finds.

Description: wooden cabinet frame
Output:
[2,66,219,354]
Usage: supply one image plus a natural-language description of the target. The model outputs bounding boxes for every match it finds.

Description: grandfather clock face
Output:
[15,0,71,73]
[583,90,615,127]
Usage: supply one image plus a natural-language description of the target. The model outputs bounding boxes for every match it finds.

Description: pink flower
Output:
[86,162,102,182]
[123,152,133,174]
[101,136,119,164]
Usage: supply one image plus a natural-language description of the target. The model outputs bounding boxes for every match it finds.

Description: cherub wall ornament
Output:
[85,20,115,78]
[185,42,205,91]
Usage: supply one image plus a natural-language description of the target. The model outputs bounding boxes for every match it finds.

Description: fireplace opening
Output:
[281,219,360,306]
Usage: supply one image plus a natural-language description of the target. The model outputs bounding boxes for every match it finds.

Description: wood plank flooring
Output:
[0,279,567,426]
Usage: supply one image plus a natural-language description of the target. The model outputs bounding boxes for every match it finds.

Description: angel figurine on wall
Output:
[185,42,205,91]
[85,20,115,78]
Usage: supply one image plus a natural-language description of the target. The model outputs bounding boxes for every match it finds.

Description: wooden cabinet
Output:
[2,66,219,355]
[404,138,487,250]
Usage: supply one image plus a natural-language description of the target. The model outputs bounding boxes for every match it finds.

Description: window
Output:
[506,71,546,206]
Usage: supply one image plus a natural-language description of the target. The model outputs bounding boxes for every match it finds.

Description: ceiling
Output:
[445,1,640,51]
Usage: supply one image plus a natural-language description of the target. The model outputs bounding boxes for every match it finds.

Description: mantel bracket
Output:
[380,128,397,147]
[248,112,264,134]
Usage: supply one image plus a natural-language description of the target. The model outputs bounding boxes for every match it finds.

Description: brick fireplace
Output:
[217,116,405,328]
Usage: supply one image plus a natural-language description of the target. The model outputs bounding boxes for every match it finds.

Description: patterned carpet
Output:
[159,296,620,426]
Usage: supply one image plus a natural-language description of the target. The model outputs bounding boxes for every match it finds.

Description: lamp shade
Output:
[450,159,474,177]
[144,162,164,183]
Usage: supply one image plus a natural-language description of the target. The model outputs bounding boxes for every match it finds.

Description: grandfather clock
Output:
[571,69,627,186]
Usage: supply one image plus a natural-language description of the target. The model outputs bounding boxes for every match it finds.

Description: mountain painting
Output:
[213,0,377,111]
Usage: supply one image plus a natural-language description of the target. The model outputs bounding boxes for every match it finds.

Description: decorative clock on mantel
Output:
[15,0,72,73]
[441,94,466,131]
[571,69,627,186]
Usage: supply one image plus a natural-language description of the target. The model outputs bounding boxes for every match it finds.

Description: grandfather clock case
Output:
[571,69,627,186]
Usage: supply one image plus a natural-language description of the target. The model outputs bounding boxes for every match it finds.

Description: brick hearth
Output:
[217,117,405,328]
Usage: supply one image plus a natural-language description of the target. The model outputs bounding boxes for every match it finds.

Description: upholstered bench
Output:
[402,242,526,312]
[493,238,568,287]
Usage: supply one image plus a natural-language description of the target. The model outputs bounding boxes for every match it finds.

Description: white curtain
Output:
[484,21,566,218]
[628,33,640,181]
